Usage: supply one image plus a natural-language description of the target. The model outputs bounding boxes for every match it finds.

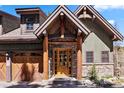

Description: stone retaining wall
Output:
[82,63,114,78]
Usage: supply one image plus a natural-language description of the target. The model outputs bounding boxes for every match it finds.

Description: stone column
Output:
[43,31,49,80]
[6,51,12,82]
[77,35,82,80]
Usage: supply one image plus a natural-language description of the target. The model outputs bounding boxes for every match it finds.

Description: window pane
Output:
[27,23,33,30]
[86,51,93,63]
[101,51,109,63]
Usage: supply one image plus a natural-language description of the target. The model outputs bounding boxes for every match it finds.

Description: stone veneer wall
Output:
[114,46,124,76]
[82,63,114,78]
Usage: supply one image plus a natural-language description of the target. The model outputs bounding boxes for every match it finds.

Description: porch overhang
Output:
[34,5,90,38]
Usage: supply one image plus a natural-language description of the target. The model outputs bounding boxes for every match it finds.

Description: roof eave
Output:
[75,5,124,41]
[34,5,90,37]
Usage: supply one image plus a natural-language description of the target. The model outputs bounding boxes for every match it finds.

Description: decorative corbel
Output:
[77,29,82,36]
[43,30,47,36]
[92,15,96,22]
[60,12,65,38]
[112,35,117,40]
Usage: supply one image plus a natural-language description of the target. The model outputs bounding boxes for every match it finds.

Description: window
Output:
[26,23,33,30]
[101,51,109,63]
[86,51,94,63]
[26,17,34,30]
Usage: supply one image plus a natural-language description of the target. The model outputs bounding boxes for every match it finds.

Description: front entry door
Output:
[53,48,72,76]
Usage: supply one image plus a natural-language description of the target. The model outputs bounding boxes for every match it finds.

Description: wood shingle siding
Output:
[0,10,20,34]
[0,43,42,51]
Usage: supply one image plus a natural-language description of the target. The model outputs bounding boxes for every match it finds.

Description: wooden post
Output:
[6,51,12,82]
[77,32,82,80]
[60,12,64,38]
[43,31,49,80]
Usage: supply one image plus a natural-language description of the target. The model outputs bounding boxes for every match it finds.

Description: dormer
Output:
[16,7,47,34]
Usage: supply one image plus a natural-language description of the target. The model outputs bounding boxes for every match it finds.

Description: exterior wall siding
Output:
[0,43,42,51]
[0,25,2,35]
[20,24,39,34]
[81,19,114,77]
[39,14,46,25]
[82,32,113,63]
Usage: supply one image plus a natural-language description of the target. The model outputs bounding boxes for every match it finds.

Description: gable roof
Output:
[0,28,38,43]
[75,5,124,41]
[34,5,91,37]
[0,10,19,21]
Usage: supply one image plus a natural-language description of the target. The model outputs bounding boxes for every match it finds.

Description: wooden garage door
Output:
[0,53,6,81]
[12,52,43,81]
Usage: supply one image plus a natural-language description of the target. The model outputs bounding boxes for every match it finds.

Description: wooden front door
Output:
[53,48,72,76]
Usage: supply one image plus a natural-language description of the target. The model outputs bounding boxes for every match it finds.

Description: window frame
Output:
[26,23,34,30]
[101,51,109,63]
[86,51,94,63]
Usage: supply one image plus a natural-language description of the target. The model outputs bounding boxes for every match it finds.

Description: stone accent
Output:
[82,63,114,78]
[113,46,124,76]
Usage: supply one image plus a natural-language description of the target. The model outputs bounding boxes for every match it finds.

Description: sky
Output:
[0,5,124,46]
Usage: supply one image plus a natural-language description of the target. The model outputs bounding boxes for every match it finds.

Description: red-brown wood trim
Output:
[49,41,77,45]
[77,36,82,80]
[60,13,65,38]
[43,35,48,80]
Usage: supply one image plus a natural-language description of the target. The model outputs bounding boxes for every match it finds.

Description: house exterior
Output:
[0,5,123,82]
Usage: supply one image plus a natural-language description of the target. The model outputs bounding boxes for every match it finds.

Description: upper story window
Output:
[26,17,34,30]
[26,23,33,30]
[101,51,109,63]
[86,51,94,63]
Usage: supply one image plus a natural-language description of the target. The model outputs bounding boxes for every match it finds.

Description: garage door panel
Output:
[12,53,27,81]
[12,63,22,81]
[12,52,43,81]
[0,54,6,81]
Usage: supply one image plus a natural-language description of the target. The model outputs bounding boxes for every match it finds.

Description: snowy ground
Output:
[0,77,124,88]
